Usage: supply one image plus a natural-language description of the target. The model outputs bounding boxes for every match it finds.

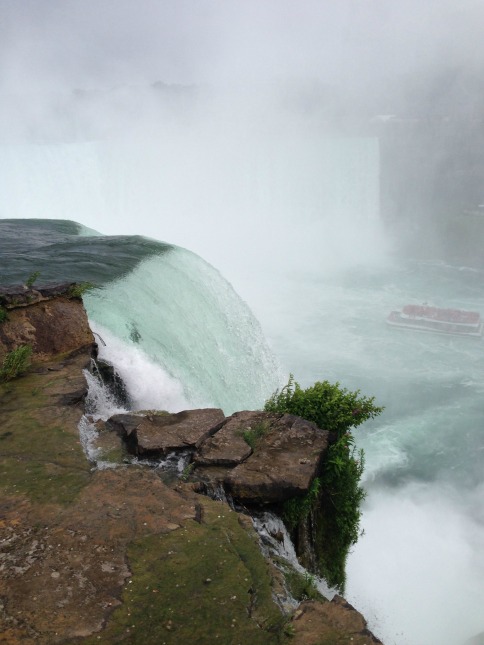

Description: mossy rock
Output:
[0,358,91,506]
[83,501,288,644]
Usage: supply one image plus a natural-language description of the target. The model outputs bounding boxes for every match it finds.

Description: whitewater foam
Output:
[84,248,283,414]
[252,512,336,603]
[347,481,484,645]
[89,322,190,413]
[78,368,129,469]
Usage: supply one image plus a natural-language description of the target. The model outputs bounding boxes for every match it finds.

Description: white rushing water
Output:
[252,512,336,605]
[2,131,484,645]
[83,248,283,414]
[78,368,128,469]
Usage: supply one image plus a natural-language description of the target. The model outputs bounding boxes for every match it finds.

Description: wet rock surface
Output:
[108,408,225,456]
[0,351,197,643]
[107,409,329,504]
[290,596,384,645]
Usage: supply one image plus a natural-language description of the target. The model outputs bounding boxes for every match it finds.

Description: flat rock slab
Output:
[108,408,225,457]
[0,469,196,642]
[224,414,329,503]
[194,410,267,466]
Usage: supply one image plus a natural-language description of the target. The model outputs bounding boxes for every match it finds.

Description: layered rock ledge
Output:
[107,409,329,504]
[0,283,96,362]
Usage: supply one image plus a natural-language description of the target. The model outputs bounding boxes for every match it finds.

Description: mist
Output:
[347,482,484,645]
[2,0,484,274]
[2,2,484,644]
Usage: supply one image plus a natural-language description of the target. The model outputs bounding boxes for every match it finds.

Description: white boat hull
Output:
[387,311,483,338]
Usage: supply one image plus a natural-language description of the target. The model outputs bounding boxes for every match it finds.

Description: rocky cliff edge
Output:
[0,284,383,644]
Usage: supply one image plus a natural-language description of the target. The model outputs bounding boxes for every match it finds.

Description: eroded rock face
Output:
[108,408,329,505]
[108,408,226,457]
[0,284,95,362]
[223,414,328,503]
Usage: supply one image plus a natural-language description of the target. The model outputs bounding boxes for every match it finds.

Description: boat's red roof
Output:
[402,305,480,324]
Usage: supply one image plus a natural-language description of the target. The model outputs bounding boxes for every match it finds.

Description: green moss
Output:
[0,345,32,382]
[279,563,325,603]
[241,421,269,451]
[98,443,127,466]
[0,415,90,505]
[85,503,287,644]
[282,477,321,531]
[0,370,91,505]
[314,633,353,645]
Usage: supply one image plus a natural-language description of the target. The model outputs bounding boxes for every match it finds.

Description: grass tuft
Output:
[1,345,32,382]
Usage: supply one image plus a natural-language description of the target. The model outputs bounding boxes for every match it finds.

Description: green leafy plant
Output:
[283,476,321,530]
[265,375,382,592]
[241,421,269,451]
[0,306,7,323]
[68,282,96,298]
[286,570,323,602]
[265,375,382,440]
[180,462,194,482]
[316,435,366,590]
[25,271,41,288]
[283,621,296,637]
[1,345,33,382]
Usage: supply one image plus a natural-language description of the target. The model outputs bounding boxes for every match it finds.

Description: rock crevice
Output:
[106,408,329,505]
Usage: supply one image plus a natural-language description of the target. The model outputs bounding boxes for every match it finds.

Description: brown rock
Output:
[106,413,145,450]
[224,413,328,503]
[291,597,384,644]
[0,288,95,363]
[0,349,197,642]
[108,408,225,457]
[194,410,265,466]
[0,470,196,641]
[0,278,380,644]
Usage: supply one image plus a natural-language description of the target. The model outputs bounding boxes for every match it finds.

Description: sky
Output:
[1,0,484,95]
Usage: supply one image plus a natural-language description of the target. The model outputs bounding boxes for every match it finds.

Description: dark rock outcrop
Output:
[194,410,263,465]
[107,408,329,505]
[223,413,328,503]
[290,596,384,645]
[0,283,95,362]
[108,408,225,457]
[91,358,131,408]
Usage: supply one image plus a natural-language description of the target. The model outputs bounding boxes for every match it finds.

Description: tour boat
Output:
[387,304,483,338]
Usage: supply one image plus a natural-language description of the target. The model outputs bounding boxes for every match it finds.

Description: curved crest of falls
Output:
[0,218,282,413]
